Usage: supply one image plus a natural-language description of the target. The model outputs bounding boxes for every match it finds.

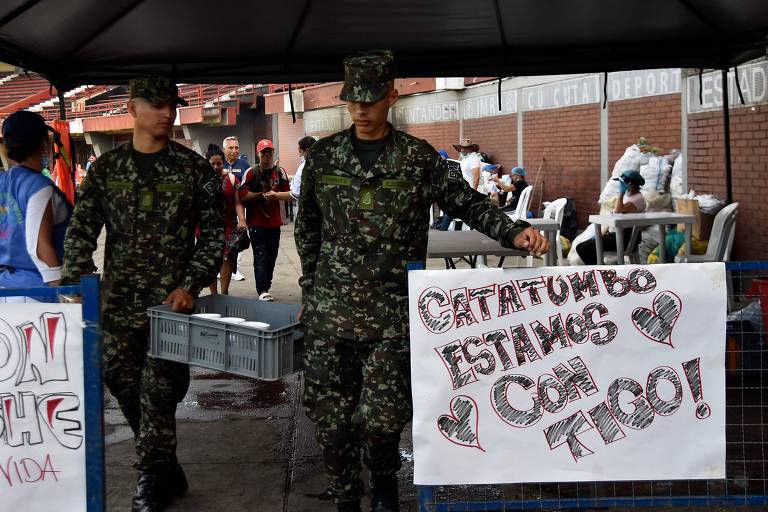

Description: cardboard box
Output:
[676,198,715,240]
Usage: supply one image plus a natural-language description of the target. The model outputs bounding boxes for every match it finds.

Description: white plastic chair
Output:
[675,202,739,263]
[542,198,568,265]
[447,218,471,231]
[506,185,533,223]
[501,185,534,266]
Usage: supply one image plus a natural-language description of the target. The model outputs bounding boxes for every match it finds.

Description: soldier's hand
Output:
[297,304,304,322]
[163,288,195,313]
[513,227,549,256]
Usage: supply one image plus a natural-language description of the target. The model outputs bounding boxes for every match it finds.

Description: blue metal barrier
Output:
[416,261,768,511]
[0,275,104,512]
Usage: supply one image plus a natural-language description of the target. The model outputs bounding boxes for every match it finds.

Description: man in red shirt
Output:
[239,139,290,301]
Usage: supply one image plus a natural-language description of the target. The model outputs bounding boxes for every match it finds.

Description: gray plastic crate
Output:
[148,295,302,379]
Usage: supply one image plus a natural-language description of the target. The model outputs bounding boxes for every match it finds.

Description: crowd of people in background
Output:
[0,107,314,304]
[202,136,313,300]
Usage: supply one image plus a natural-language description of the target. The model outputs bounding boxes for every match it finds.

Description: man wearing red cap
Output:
[239,139,290,301]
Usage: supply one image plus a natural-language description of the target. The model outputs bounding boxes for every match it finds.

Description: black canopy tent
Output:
[0,0,766,202]
[0,0,765,88]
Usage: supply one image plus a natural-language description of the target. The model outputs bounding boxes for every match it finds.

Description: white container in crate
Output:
[148,295,302,379]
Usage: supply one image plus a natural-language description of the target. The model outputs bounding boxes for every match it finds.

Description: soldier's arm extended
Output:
[180,160,225,295]
[61,159,106,284]
[294,150,321,304]
[433,152,530,247]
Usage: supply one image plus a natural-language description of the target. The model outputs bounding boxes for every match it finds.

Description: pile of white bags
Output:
[639,151,678,212]
[670,153,685,197]
[598,144,651,206]
[569,141,680,266]
[677,190,726,214]
[598,143,679,214]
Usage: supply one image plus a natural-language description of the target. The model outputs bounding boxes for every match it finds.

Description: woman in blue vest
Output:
[0,111,72,302]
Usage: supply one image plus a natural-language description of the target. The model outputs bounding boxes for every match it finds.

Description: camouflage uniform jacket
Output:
[295,125,530,341]
[62,140,224,328]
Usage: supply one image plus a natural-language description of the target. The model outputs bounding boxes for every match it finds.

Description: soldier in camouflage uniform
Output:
[295,51,548,512]
[62,77,224,512]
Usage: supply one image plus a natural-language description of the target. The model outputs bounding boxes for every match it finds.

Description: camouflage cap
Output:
[339,50,396,103]
[129,76,188,106]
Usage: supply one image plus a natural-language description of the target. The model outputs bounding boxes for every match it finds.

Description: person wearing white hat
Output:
[452,138,482,190]
[438,139,482,231]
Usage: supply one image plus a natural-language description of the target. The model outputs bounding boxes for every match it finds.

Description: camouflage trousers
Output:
[303,331,412,504]
[103,323,190,470]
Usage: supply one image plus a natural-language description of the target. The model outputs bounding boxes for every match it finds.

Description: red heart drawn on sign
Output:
[631,290,682,347]
[437,395,485,452]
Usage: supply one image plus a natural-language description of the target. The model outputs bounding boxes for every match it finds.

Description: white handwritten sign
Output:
[0,304,86,511]
[409,264,726,485]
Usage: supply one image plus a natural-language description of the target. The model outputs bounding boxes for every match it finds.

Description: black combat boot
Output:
[131,471,164,512]
[170,458,189,496]
[131,462,187,512]
[370,473,399,512]
[337,500,362,512]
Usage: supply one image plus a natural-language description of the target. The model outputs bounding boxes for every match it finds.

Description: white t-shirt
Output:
[290,161,304,201]
[460,152,482,189]
[26,186,68,283]
[624,192,647,212]
[605,192,647,235]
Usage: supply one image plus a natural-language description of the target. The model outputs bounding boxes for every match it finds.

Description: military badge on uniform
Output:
[139,188,154,211]
[359,184,375,210]
[447,160,463,182]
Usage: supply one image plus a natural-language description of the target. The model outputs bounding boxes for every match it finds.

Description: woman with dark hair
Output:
[576,170,647,265]
[0,111,72,302]
[205,143,246,295]
[291,136,316,202]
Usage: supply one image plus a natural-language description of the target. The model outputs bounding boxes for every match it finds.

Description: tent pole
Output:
[721,69,732,204]
[58,90,66,120]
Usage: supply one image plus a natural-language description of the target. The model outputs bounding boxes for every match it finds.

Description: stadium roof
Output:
[0,0,766,89]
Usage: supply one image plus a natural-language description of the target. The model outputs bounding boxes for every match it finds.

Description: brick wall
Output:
[396,120,460,155]
[688,104,768,260]
[608,94,681,166]
[276,113,305,177]
[293,88,768,260]
[523,105,602,226]
[463,114,517,167]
